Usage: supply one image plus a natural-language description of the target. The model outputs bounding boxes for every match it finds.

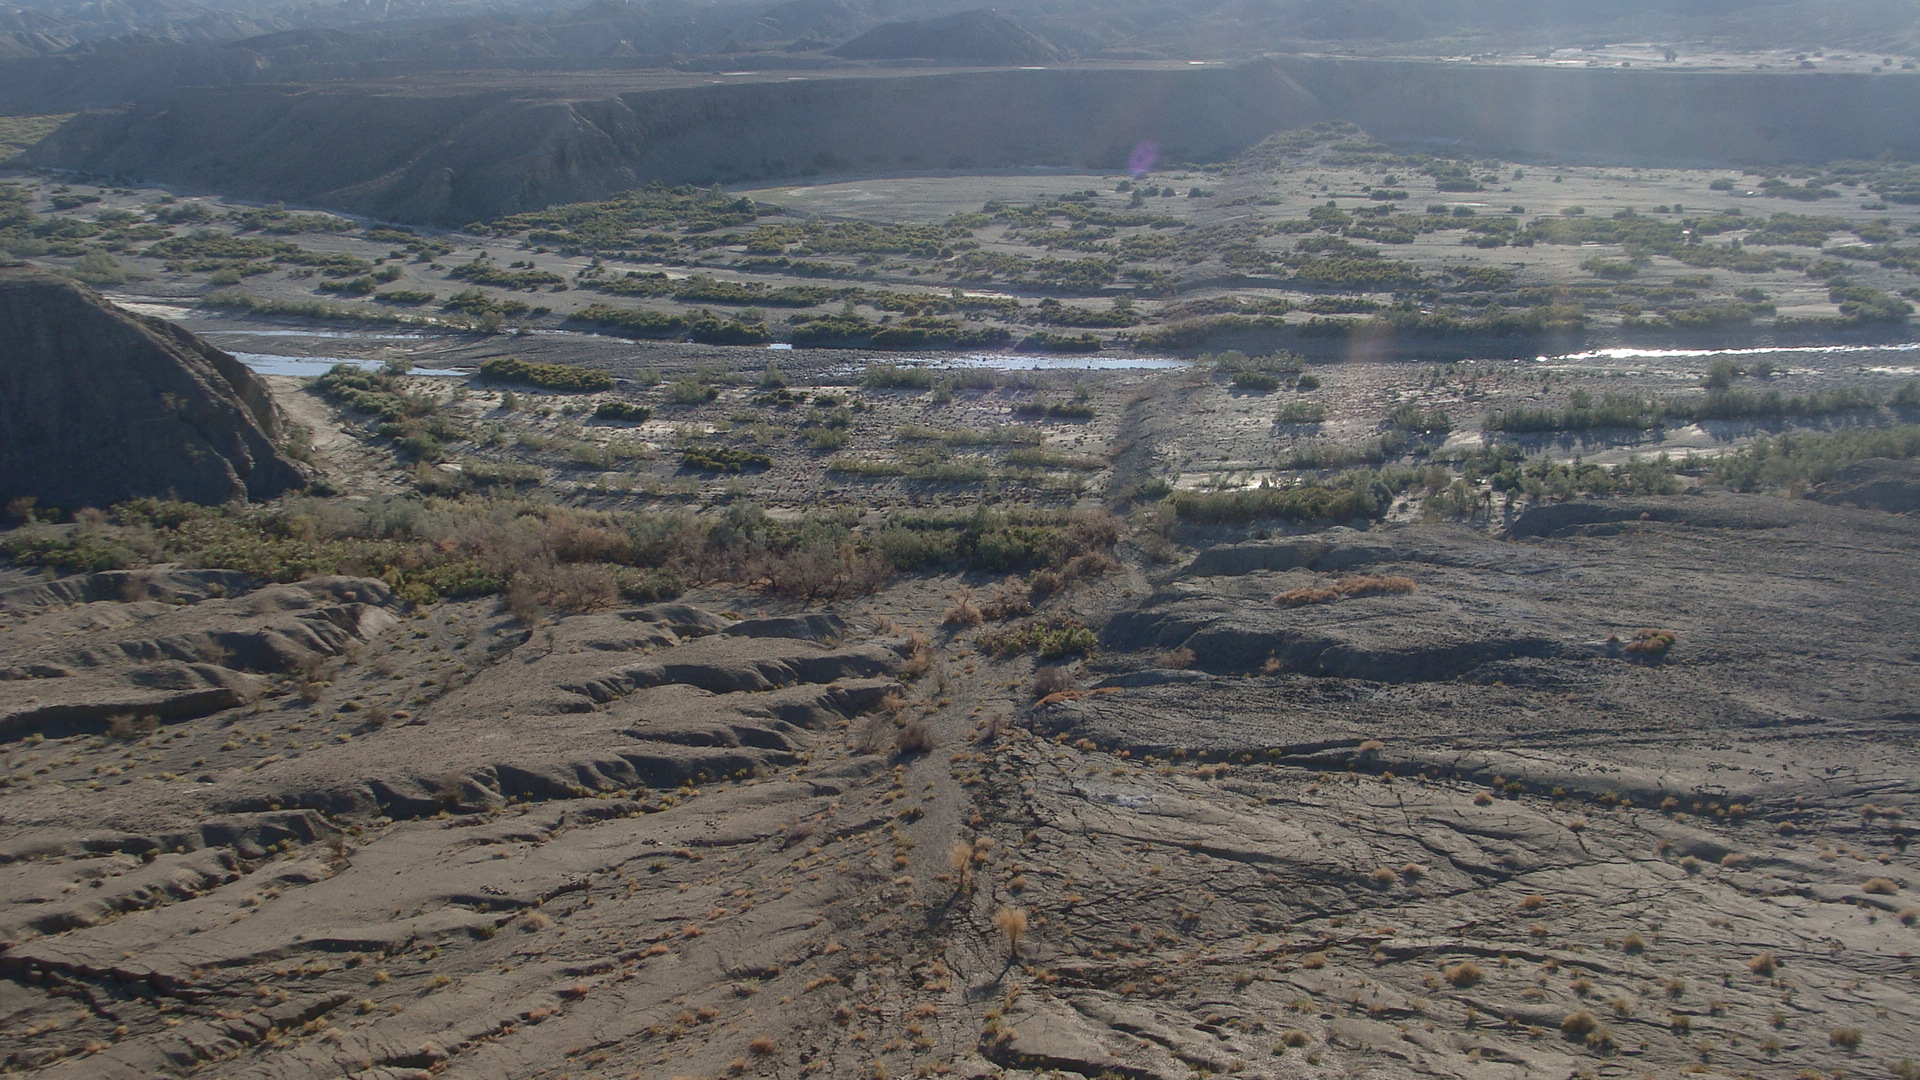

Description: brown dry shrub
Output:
[525,561,621,614]
[1623,628,1677,656]
[895,720,934,757]
[1154,646,1196,669]
[1864,877,1901,894]
[943,592,984,627]
[1031,665,1077,700]
[897,629,934,680]
[980,578,1035,622]
[1275,574,1416,607]
[854,714,896,755]
[1443,962,1484,987]
[1561,1009,1598,1037]
[1747,951,1778,975]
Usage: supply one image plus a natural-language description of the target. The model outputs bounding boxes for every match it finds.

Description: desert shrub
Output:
[1231,371,1282,392]
[460,460,546,488]
[1020,331,1102,353]
[681,445,772,473]
[861,363,938,390]
[1863,877,1901,895]
[977,615,1097,659]
[376,289,435,305]
[666,379,720,405]
[570,304,690,338]
[1276,574,1416,606]
[0,521,141,571]
[870,507,1116,575]
[594,401,652,422]
[618,567,685,603]
[1169,480,1387,524]
[1443,962,1484,987]
[1013,401,1096,420]
[898,424,1043,446]
[1154,646,1196,669]
[800,426,848,451]
[479,357,613,392]
[895,720,934,757]
[1622,628,1677,656]
[1561,1010,1597,1037]
[1830,1027,1864,1050]
[1276,400,1328,424]
[688,311,773,345]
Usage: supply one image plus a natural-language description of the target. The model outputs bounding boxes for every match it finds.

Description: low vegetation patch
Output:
[976,615,1099,659]
[1168,480,1387,524]
[681,445,773,473]
[1275,574,1417,606]
[479,356,613,392]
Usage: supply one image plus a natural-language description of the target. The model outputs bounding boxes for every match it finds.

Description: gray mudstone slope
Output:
[0,268,307,509]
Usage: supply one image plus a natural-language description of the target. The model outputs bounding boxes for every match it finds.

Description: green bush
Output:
[1014,401,1096,420]
[1276,401,1328,424]
[594,401,653,422]
[570,304,690,339]
[681,444,772,473]
[1020,331,1102,353]
[1168,481,1386,524]
[377,289,435,305]
[976,615,1099,659]
[666,379,719,405]
[479,357,613,392]
[1231,371,1282,392]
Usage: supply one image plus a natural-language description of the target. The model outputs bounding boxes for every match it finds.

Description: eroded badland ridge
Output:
[22,60,1920,226]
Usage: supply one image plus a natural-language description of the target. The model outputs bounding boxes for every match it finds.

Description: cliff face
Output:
[24,60,1920,227]
[0,269,308,511]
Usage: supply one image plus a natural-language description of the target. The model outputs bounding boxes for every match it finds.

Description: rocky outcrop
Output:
[0,269,306,510]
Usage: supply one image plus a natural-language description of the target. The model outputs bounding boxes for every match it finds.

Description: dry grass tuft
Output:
[1275,574,1416,607]
[1863,877,1901,895]
[1443,961,1484,987]
[1747,950,1778,975]
[993,907,1028,957]
[1560,1010,1598,1037]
